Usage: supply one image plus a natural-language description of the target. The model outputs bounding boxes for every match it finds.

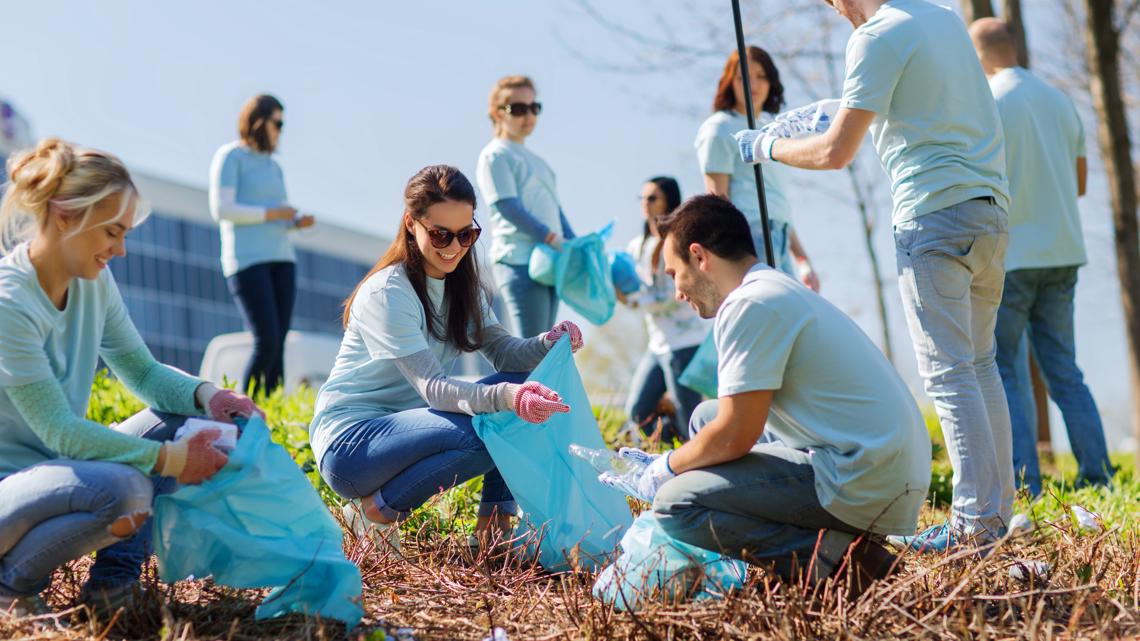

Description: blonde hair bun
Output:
[5,138,77,216]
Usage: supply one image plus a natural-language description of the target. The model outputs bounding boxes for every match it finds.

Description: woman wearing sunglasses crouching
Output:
[309,165,584,552]
[0,139,261,617]
[476,75,577,338]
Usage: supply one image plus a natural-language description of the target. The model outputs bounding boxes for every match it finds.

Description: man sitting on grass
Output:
[608,194,932,595]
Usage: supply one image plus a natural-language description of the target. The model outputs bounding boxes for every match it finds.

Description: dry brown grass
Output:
[4,503,1139,641]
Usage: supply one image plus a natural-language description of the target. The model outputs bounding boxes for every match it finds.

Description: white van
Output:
[198,331,343,393]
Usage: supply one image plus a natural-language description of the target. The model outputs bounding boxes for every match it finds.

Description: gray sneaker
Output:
[0,592,49,618]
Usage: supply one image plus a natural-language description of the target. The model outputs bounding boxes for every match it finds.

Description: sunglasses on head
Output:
[500,102,543,117]
[415,218,482,248]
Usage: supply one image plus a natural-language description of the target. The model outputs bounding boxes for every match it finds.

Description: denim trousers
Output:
[894,199,1013,537]
[0,409,187,597]
[751,220,796,277]
[653,400,861,583]
[995,266,1113,497]
[318,372,525,522]
[493,262,559,338]
[624,345,701,442]
[228,260,296,395]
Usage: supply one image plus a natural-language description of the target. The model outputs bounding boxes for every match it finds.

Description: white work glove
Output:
[598,450,676,502]
[735,130,778,164]
[735,99,841,164]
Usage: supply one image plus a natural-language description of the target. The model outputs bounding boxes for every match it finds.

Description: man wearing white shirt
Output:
[970,18,1114,498]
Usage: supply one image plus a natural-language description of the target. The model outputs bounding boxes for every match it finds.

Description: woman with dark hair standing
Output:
[619,177,710,443]
[696,47,820,290]
[209,94,315,396]
[476,75,576,338]
[309,165,583,551]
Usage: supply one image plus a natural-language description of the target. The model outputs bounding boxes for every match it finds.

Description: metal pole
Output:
[731,0,776,268]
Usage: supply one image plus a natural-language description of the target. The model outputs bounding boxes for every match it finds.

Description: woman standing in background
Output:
[620,177,709,443]
[696,47,820,290]
[476,76,576,338]
[209,94,315,396]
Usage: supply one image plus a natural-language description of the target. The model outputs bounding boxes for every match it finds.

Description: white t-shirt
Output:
[309,264,497,457]
[695,110,793,226]
[715,264,931,533]
[476,138,563,265]
[989,67,1087,270]
[626,233,710,355]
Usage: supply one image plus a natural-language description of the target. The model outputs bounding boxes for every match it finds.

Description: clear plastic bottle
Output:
[568,443,646,476]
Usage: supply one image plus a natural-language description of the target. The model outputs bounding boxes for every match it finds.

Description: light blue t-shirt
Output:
[990,67,1087,270]
[209,141,297,277]
[841,0,1010,224]
[715,264,931,534]
[695,110,793,227]
[476,138,563,266]
[309,264,498,459]
[0,243,147,477]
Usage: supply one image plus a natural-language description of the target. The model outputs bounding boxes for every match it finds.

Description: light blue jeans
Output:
[751,220,796,277]
[0,409,186,597]
[894,198,1013,538]
[995,266,1114,497]
[318,372,525,522]
[624,345,701,443]
[653,400,861,583]
[493,262,559,338]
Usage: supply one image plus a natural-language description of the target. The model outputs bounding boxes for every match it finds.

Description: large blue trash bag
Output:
[555,223,617,325]
[152,416,364,626]
[609,250,640,296]
[473,336,632,572]
[593,512,747,611]
[678,330,718,399]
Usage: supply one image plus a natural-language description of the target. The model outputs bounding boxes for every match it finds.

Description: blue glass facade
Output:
[110,211,370,374]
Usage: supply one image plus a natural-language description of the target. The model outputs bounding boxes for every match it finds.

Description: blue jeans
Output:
[894,199,1013,538]
[751,220,796,277]
[318,373,524,522]
[995,266,1113,497]
[493,262,558,338]
[624,345,701,442]
[653,400,861,583]
[0,409,187,596]
[228,261,296,395]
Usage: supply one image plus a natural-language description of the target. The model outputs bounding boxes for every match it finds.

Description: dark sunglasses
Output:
[270,119,284,130]
[415,218,482,248]
[639,194,659,203]
[500,102,543,117]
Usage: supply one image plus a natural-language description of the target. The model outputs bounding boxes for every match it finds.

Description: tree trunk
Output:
[961,0,995,22]
[1084,0,1140,468]
[1001,0,1030,67]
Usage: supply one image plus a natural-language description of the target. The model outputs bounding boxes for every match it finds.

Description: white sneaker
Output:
[0,592,49,618]
[341,501,401,555]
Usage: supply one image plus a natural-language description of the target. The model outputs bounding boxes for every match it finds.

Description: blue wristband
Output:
[664,451,676,475]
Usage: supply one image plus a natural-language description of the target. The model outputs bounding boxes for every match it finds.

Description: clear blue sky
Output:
[0,0,1131,451]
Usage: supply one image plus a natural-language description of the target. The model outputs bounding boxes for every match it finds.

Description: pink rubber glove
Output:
[207,389,265,422]
[512,381,570,424]
[542,320,584,353]
[180,429,229,484]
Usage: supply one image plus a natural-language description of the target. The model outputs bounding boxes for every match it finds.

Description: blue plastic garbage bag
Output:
[593,512,747,611]
[678,330,718,399]
[609,251,640,296]
[528,243,559,287]
[473,336,632,572]
[152,416,364,626]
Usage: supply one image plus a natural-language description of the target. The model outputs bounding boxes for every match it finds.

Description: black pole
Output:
[730,0,776,268]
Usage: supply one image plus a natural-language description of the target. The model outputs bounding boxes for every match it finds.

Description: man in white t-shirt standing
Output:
[969,18,1114,498]
[606,195,931,595]
[736,0,1012,553]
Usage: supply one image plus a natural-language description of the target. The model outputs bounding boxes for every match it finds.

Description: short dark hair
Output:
[657,194,757,262]
[238,94,284,153]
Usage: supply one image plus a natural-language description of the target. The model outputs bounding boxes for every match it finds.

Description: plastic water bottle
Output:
[568,444,646,476]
